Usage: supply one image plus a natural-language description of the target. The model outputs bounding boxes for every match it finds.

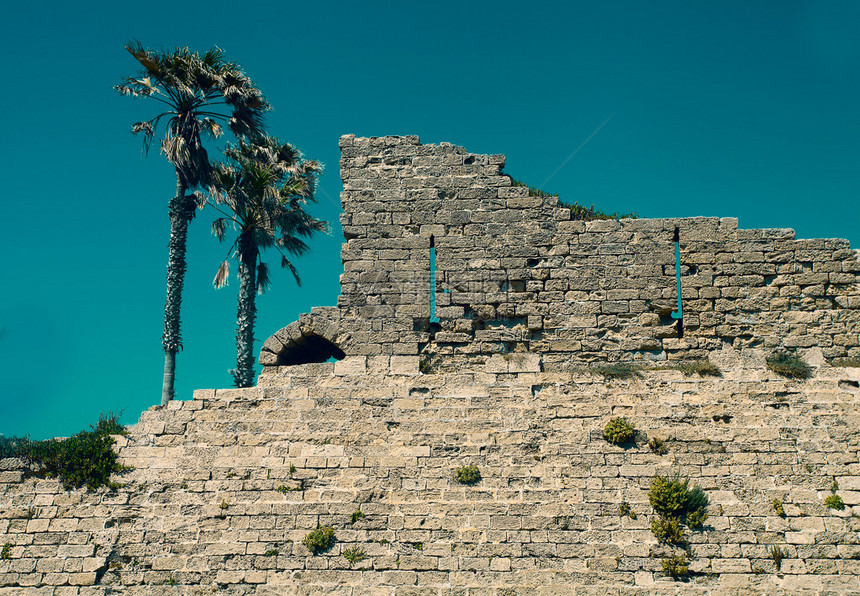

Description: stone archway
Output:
[274,333,345,365]
[258,310,351,366]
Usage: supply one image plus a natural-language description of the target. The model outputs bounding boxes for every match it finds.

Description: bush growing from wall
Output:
[0,413,129,490]
[302,526,335,554]
[603,418,635,446]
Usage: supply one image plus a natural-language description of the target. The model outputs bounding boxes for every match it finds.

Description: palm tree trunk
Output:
[234,233,258,388]
[161,176,194,405]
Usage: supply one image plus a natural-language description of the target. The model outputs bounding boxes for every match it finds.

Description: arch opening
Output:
[277,333,346,366]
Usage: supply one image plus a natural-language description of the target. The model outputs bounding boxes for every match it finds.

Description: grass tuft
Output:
[770,545,786,571]
[594,363,642,379]
[766,352,812,379]
[343,546,366,565]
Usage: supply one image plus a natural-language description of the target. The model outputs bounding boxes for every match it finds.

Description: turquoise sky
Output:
[2,1,859,438]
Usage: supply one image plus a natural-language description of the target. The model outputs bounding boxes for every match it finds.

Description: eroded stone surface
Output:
[1,361,859,593]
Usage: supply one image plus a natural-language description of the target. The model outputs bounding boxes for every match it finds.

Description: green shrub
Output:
[770,545,786,571]
[824,494,845,510]
[650,516,686,545]
[766,352,812,379]
[455,465,481,485]
[1,543,10,560]
[649,472,709,519]
[1,412,129,491]
[648,437,668,455]
[603,418,635,445]
[264,549,279,557]
[686,486,709,513]
[351,510,365,524]
[303,526,335,554]
[28,431,122,491]
[772,499,785,517]
[92,412,126,435]
[276,485,300,493]
[563,201,638,221]
[649,473,689,517]
[343,546,366,565]
[686,507,708,530]
[0,436,34,459]
[661,555,689,579]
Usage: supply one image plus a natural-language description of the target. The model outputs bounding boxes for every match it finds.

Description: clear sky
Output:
[2,1,859,438]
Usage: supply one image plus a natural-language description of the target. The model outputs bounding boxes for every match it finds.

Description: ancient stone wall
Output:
[3,135,860,594]
[1,355,859,594]
[262,135,860,373]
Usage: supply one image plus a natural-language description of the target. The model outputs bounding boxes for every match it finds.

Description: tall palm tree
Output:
[209,136,327,387]
[116,41,269,405]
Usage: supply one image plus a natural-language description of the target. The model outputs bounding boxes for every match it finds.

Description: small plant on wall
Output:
[455,465,481,485]
[661,555,689,579]
[343,546,366,566]
[302,526,335,554]
[772,499,786,517]
[824,494,845,510]
[603,418,635,446]
[648,437,668,455]
[770,546,786,571]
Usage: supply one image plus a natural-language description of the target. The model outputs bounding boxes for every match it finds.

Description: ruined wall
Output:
[3,135,860,595]
[1,355,860,594]
[262,135,860,372]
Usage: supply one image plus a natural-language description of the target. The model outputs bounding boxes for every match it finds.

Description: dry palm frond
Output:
[213,260,230,289]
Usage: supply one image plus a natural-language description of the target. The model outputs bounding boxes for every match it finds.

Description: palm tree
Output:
[116,41,269,405]
[209,136,327,387]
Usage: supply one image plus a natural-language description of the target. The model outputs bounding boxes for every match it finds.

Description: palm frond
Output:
[124,40,160,74]
[200,117,223,139]
[279,235,309,256]
[280,254,301,286]
[211,218,227,241]
[213,260,230,289]
[256,262,271,295]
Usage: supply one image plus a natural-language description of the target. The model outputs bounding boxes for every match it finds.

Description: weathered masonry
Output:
[1,136,860,595]
[260,135,860,374]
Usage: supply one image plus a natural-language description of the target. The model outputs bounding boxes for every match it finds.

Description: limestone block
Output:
[507,353,541,373]
[334,356,367,376]
[390,356,419,375]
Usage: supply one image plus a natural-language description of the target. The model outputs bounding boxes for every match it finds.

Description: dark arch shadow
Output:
[276,333,346,366]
